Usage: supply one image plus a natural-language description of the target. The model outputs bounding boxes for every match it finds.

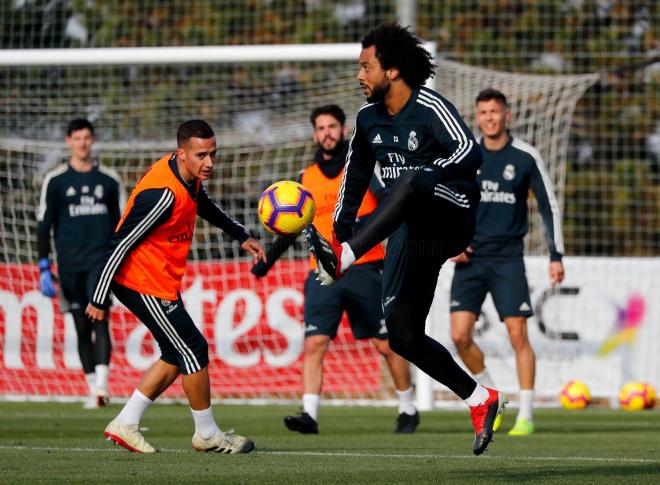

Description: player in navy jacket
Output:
[304,24,503,455]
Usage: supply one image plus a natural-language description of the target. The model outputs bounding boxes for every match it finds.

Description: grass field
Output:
[1,402,659,483]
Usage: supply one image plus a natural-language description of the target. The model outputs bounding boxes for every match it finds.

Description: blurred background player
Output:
[450,88,565,436]
[86,120,265,453]
[251,105,419,434]
[304,24,502,455]
[37,119,125,409]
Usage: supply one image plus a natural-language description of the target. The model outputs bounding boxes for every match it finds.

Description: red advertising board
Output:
[0,261,382,399]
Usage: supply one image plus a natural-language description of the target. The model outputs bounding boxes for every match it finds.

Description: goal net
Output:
[0,45,602,405]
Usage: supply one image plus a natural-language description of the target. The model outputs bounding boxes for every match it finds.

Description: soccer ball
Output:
[258,180,315,236]
[619,382,656,411]
[559,380,591,410]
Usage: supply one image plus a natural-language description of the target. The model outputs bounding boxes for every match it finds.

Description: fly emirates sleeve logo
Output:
[168,221,195,243]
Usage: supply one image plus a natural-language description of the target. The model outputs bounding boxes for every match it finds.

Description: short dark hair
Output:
[475,88,508,107]
[66,118,94,137]
[177,119,215,147]
[361,23,436,88]
[310,105,346,127]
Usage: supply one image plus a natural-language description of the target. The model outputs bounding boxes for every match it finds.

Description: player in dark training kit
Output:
[304,24,503,455]
[37,119,125,409]
[450,89,565,436]
[252,105,419,434]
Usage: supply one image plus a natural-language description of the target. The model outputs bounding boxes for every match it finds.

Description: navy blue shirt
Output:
[37,162,125,272]
[333,86,482,229]
[470,136,564,261]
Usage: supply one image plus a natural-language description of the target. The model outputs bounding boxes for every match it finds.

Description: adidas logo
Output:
[519,302,531,311]
[450,300,461,307]
[305,324,318,332]
[66,186,76,197]
[372,133,382,144]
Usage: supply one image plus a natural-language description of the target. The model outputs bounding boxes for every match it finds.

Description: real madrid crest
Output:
[94,184,104,199]
[503,164,516,181]
[408,130,418,151]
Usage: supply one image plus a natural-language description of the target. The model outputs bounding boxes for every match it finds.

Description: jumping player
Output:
[304,24,503,455]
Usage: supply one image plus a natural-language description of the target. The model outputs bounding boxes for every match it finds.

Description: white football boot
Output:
[192,429,254,454]
[104,419,157,453]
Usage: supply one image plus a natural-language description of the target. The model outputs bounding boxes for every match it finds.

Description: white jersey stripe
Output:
[92,190,174,305]
[142,294,199,374]
[418,91,474,167]
[334,102,375,223]
[511,138,565,254]
[418,92,464,143]
[416,99,458,141]
[37,163,68,221]
[435,184,468,201]
[433,192,470,208]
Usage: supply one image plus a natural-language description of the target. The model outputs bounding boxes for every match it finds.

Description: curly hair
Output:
[361,24,436,88]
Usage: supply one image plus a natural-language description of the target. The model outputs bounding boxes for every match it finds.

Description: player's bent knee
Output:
[451,331,473,352]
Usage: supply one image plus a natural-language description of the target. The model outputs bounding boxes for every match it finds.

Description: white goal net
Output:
[0,44,608,405]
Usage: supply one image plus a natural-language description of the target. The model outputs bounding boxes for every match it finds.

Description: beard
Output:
[366,78,391,103]
[320,134,345,157]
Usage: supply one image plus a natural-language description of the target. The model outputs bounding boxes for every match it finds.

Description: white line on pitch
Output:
[0,445,658,464]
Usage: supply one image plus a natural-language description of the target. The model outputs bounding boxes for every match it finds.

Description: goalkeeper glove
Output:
[38,258,57,298]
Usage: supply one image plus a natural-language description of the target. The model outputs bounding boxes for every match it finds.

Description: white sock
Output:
[517,389,534,422]
[339,243,356,272]
[395,386,417,415]
[191,406,220,440]
[302,393,320,421]
[95,364,109,395]
[85,373,96,395]
[474,369,495,389]
[464,383,490,407]
[116,390,152,426]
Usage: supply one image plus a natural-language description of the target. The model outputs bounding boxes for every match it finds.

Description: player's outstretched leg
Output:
[469,387,503,455]
[284,412,319,434]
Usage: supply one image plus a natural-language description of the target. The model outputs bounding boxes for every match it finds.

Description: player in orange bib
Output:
[252,105,419,434]
[86,120,265,454]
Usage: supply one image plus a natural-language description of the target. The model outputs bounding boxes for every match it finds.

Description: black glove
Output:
[410,166,444,196]
[251,259,273,278]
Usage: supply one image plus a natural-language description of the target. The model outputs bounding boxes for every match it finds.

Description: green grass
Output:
[1,403,659,484]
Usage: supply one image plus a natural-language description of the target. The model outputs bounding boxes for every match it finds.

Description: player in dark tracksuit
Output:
[303,24,503,455]
[450,88,565,436]
[37,119,125,409]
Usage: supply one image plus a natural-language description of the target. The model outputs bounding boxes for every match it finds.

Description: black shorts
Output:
[58,270,98,313]
[382,182,477,320]
[304,262,387,340]
[450,259,533,320]
[111,282,209,374]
